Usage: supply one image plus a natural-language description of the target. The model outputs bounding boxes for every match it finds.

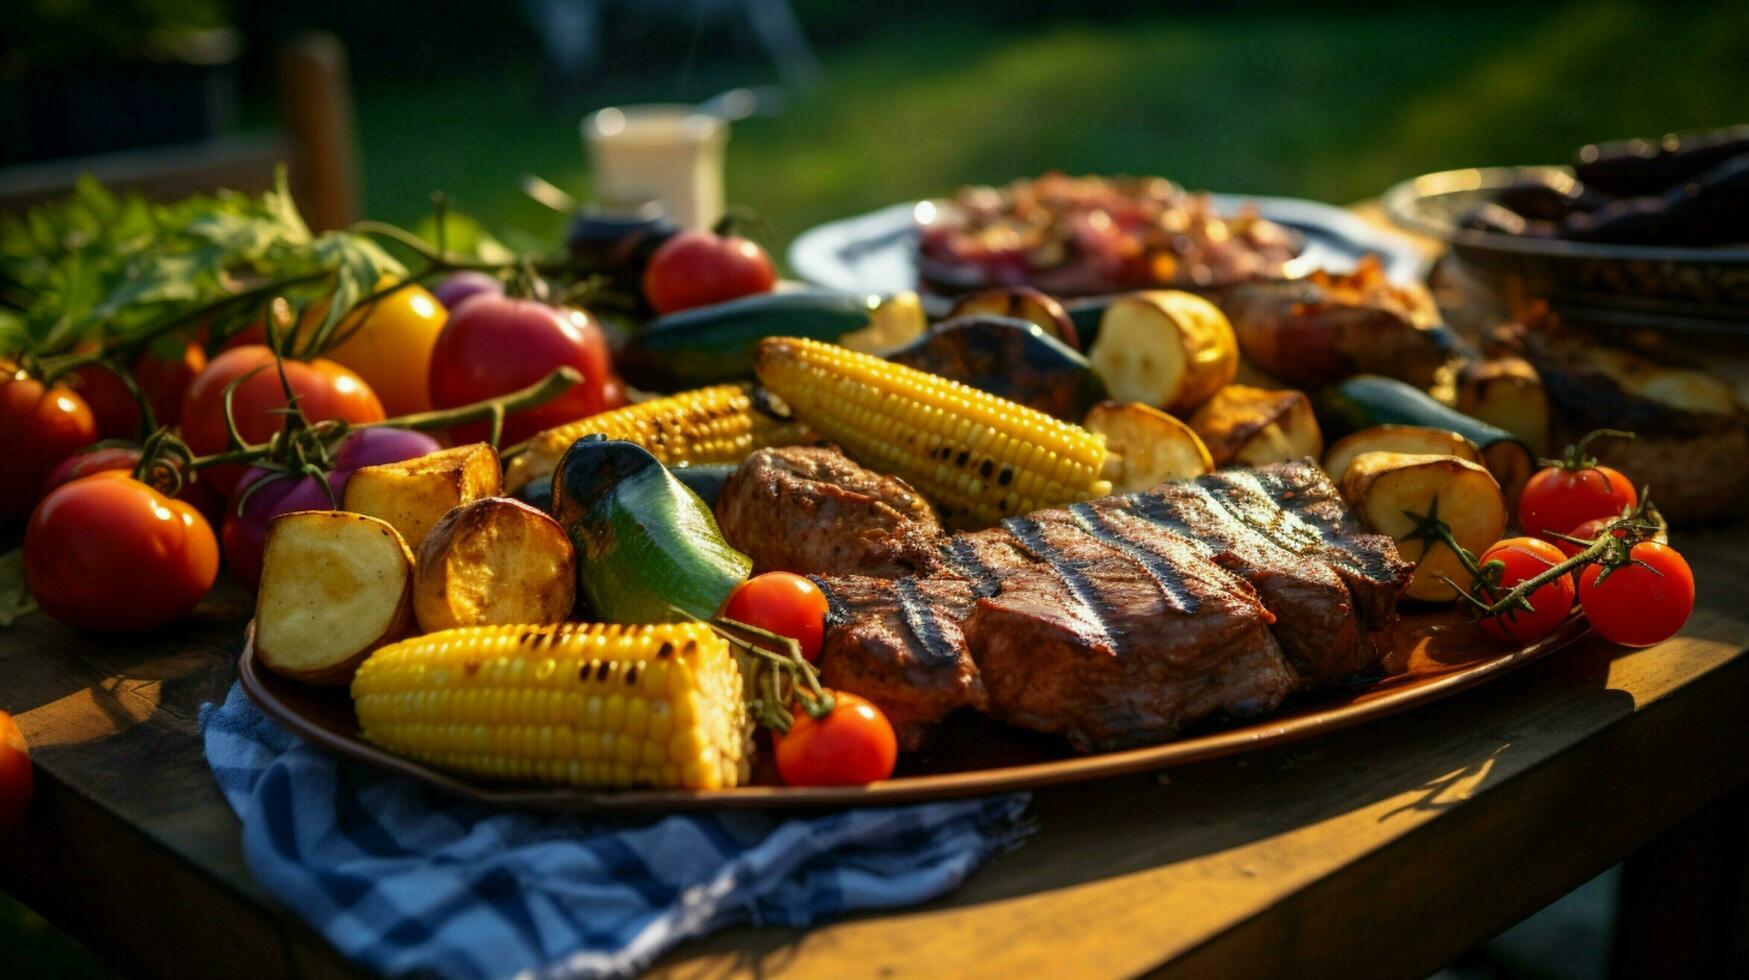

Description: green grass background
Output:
[6,0,1747,972]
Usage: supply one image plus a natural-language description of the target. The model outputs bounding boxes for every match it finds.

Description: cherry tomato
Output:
[1578,541,1695,648]
[70,342,208,439]
[41,446,220,519]
[319,284,448,416]
[1518,464,1637,543]
[24,472,220,632]
[1476,537,1575,645]
[1,367,97,522]
[722,572,829,662]
[427,297,614,445]
[642,230,777,315]
[773,692,898,786]
[0,711,30,833]
[180,345,384,498]
[1553,517,1625,560]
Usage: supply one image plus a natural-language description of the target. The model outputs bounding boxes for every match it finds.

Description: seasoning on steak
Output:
[716,446,946,578]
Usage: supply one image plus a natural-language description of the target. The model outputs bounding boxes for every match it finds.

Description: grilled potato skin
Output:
[1322,424,1482,485]
[413,497,577,632]
[255,511,415,685]
[1089,291,1238,414]
[1338,451,1506,602]
[342,443,502,551]
[1457,355,1551,457]
[1188,385,1322,468]
[1083,400,1213,492]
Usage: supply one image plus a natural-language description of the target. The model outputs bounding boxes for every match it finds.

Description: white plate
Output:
[789,195,1429,312]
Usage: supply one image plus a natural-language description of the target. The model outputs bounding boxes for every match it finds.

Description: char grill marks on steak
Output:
[766,454,1414,751]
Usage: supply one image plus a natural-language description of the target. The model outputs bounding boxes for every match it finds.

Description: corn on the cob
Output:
[503,384,811,493]
[351,622,752,790]
[755,336,1113,526]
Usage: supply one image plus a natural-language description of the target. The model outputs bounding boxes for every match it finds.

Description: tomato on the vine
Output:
[1518,463,1637,543]
[24,472,220,632]
[319,284,448,417]
[1553,516,1625,560]
[722,572,829,662]
[180,345,384,497]
[427,297,616,445]
[70,341,207,439]
[1578,541,1695,648]
[40,446,220,518]
[0,711,30,833]
[773,691,898,786]
[1476,537,1575,645]
[642,229,777,315]
[1,367,97,522]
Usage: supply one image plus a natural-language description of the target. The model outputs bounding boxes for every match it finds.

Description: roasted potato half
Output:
[1322,425,1482,485]
[255,511,415,684]
[1188,385,1322,468]
[1338,452,1507,602]
[947,287,1079,349]
[1457,355,1551,456]
[413,497,577,633]
[839,290,927,354]
[342,443,502,552]
[1089,290,1238,414]
[1084,400,1214,492]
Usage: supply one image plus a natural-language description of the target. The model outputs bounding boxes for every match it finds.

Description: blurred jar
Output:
[583,104,726,231]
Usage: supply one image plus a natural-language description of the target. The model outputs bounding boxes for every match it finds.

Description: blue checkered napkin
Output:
[200,683,1032,979]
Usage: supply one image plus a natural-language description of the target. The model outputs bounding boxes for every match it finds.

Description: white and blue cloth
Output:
[201,683,1031,978]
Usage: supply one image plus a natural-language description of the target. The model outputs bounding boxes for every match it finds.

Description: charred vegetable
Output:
[551,436,751,622]
[947,287,1079,348]
[1222,258,1457,389]
[1558,154,1749,246]
[1322,425,1481,485]
[342,444,503,553]
[1338,452,1507,603]
[412,497,577,633]
[1083,401,1213,491]
[1574,124,1749,197]
[254,511,415,685]
[1320,376,1532,507]
[669,462,740,508]
[1457,355,1550,456]
[884,314,1105,421]
[1189,385,1323,468]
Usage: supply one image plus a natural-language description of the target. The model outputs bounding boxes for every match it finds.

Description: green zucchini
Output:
[885,314,1107,422]
[617,289,878,390]
[551,436,750,623]
[1320,375,1533,503]
[1065,296,1118,349]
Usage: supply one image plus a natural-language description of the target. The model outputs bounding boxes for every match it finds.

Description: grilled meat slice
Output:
[958,513,1293,751]
[717,446,946,577]
[1106,480,1381,687]
[812,574,983,750]
[1195,463,1413,631]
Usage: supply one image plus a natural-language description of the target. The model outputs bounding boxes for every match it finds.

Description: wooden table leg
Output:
[1610,783,1749,979]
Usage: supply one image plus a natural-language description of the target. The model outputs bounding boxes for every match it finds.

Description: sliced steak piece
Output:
[1100,481,1382,687]
[959,511,1294,751]
[1195,462,1413,632]
[717,446,947,578]
[811,574,983,749]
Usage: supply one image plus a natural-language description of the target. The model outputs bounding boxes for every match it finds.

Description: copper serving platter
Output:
[240,610,1586,810]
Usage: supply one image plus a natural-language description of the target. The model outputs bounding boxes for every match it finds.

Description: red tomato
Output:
[24,472,220,632]
[643,230,777,315]
[773,692,898,786]
[1,367,97,522]
[180,345,384,497]
[1476,537,1575,645]
[67,342,205,439]
[1553,517,1624,560]
[0,711,30,833]
[427,297,614,445]
[1518,464,1637,543]
[39,446,220,519]
[70,360,140,440]
[132,341,207,427]
[722,571,829,662]
[1578,541,1695,648]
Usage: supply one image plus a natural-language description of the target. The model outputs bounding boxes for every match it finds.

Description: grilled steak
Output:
[717,446,946,577]
[798,457,1412,751]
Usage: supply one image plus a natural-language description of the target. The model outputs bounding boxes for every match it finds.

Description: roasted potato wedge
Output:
[342,443,502,552]
[1084,400,1214,492]
[839,290,927,354]
[1322,425,1482,484]
[1188,385,1322,467]
[1089,290,1238,414]
[1338,452,1506,602]
[948,287,1079,349]
[1457,355,1550,456]
[413,497,577,632]
[255,511,414,684]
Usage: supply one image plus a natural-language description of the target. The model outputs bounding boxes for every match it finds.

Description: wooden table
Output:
[2,515,1746,978]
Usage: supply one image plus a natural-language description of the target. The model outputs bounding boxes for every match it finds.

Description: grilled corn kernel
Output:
[351,623,752,790]
[504,384,811,492]
[754,336,1112,526]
